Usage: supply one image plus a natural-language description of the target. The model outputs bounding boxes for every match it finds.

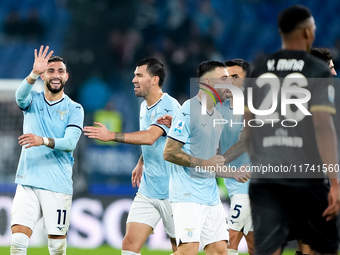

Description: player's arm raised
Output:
[84,122,164,145]
[163,137,225,168]
[16,45,54,109]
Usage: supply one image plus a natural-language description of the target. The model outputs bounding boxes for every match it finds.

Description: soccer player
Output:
[310,47,337,76]
[215,59,254,255]
[290,47,337,255]
[83,58,179,255]
[11,45,84,255]
[163,60,250,255]
[243,5,340,255]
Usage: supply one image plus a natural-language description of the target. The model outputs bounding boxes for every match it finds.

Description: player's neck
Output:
[44,89,64,102]
[197,91,214,112]
[145,89,163,107]
[281,40,308,51]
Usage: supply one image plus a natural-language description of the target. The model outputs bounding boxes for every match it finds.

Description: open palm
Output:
[32,45,54,75]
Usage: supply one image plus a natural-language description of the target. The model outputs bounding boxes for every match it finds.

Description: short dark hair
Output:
[196,60,226,78]
[48,55,66,67]
[310,47,333,64]
[225,59,249,72]
[136,58,165,87]
[278,5,312,34]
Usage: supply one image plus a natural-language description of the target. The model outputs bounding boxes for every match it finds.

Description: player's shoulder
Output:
[214,108,223,120]
[32,90,43,98]
[64,95,84,111]
[159,93,180,108]
[304,54,332,78]
[173,98,191,118]
[180,98,192,111]
[248,50,331,78]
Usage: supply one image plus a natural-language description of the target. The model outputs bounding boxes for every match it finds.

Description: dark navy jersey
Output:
[244,50,335,183]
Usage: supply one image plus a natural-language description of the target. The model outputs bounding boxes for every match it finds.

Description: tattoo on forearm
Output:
[164,139,191,167]
[47,138,55,149]
[224,140,246,163]
[114,132,125,143]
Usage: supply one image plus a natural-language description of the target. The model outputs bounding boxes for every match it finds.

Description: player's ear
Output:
[205,77,212,86]
[303,27,311,40]
[40,74,45,81]
[152,75,160,86]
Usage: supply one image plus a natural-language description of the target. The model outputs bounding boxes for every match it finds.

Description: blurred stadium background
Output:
[0,0,340,253]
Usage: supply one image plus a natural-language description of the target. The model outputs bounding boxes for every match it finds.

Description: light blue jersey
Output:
[15,79,84,195]
[168,96,223,206]
[138,93,180,199]
[216,99,251,197]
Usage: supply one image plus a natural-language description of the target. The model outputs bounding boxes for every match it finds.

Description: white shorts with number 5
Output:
[11,184,72,235]
[227,194,253,235]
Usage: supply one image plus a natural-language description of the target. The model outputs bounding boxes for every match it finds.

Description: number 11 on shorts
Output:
[57,209,67,225]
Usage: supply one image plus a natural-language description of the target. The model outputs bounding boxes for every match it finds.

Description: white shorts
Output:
[126,192,175,238]
[227,194,253,235]
[11,184,72,236]
[172,202,229,248]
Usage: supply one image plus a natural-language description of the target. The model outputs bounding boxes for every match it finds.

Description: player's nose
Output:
[332,69,337,77]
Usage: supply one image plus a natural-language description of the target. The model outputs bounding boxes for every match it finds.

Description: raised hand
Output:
[32,45,54,75]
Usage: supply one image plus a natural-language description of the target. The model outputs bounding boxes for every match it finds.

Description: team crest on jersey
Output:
[185,228,195,237]
[328,85,335,103]
[174,120,184,134]
[57,111,68,120]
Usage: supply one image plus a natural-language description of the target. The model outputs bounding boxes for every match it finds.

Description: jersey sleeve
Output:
[309,71,336,114]
[168,104,190,144]
[150,106,172,136]
[15,79,34,110]
[150,98,180,136]
[67,103,84,130]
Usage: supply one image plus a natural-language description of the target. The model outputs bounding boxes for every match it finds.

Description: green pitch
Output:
[0,246,296,254]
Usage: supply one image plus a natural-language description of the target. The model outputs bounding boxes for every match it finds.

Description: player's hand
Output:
[157,114,173,128]
[203,155,225,168]
[322,181,340,221]
[131,164,143,188]
[83,122,113,142]
[18,133,43,149]
[32,45,54,75]
[232,164,251,183]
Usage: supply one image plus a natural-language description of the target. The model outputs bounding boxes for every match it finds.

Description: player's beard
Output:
[46,79,65,94]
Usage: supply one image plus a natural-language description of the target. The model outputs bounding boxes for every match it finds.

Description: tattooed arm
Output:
[223,130,247,164]
[83,122,164,145]
[163,137,225,168]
